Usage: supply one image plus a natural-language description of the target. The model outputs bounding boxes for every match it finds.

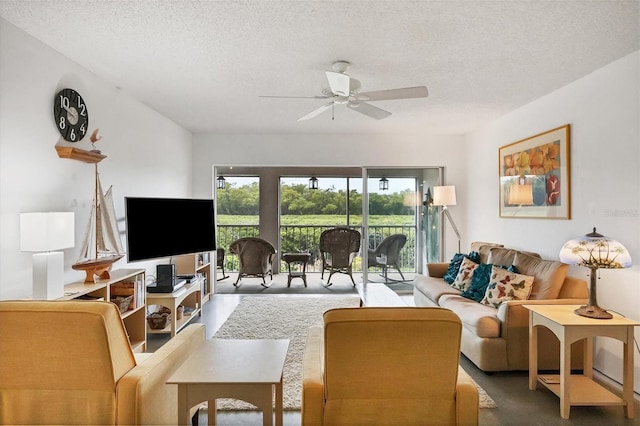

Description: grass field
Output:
[218,214,415,226]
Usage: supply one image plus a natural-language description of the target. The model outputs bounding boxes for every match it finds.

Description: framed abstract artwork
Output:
[498,124,570,219]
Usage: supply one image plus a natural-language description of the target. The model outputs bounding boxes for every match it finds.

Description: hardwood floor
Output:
[149,292,640,425]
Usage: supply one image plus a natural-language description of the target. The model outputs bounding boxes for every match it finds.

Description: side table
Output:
[167,338,289,426]
[525,304,639,419]
[282,252,311,287]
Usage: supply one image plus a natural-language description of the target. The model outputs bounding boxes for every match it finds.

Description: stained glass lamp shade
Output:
[559,228,632,319]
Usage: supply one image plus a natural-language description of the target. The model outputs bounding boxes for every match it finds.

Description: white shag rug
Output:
[211,295,496,411]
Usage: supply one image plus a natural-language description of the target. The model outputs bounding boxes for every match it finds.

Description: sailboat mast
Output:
[94,163,99,260]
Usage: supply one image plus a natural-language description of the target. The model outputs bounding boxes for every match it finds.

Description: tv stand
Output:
[146,277,202,337]
[175,252,213,303]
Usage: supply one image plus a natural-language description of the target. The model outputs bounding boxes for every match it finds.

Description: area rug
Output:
[210,295,496,411]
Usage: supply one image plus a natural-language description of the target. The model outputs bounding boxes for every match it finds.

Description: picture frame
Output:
[498,124,570,219]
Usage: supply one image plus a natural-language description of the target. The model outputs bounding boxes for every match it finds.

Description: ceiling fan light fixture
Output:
[331,61,351,73]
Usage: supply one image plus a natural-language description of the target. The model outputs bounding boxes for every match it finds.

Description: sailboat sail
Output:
[76,178,123,262]
[73,172,124,282]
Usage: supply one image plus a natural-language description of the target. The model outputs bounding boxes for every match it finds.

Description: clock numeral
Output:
[59,116,66,130]
[80,123,86,135]
[59,95,70,110]
[69,128,76,141]
[79,103,86,116]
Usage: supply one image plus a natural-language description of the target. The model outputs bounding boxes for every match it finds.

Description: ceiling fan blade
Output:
[259,95,328,99]
[298,102,334,121]
[325,71,351,96]
[347,102,392,120]
[356,86,428,102]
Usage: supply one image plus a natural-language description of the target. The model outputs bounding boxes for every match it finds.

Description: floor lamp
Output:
[433,185,461,253]
[20,212,75,300]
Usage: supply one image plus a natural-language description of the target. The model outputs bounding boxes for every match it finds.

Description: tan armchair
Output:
[229,237,277,287]
[0,300,205,425]
[302,307,479,426]
[319,227,361,286]
[367,233,407,282]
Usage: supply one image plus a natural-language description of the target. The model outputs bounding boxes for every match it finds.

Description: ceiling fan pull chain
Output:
[332,103,335,121]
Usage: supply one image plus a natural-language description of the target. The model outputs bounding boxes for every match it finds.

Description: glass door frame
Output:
[361,167,442,285]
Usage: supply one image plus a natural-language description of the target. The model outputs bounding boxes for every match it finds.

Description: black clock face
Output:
[53,88,89,142]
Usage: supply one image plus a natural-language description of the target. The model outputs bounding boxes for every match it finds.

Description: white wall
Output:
[0,19,193,300]
[465,51,640,392]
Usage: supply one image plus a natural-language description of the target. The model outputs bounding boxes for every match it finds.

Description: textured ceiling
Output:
[1,1,638,135]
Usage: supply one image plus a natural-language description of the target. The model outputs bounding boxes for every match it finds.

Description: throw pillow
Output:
[460,263,493,302]
[443,251,481,284]
[443,253,465,284]
[513,252,569,300]
[481,265,534,308]
[451,257,479,291]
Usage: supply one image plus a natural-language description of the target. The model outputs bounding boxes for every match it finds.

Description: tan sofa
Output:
[302,307,479,425]
[0,300,205,425]
[413,242,589,372]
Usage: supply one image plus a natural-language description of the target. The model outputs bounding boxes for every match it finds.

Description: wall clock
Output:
[53,88,89,142]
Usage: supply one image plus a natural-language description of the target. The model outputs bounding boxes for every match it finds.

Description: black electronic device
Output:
[124,197,216,262]
[157,264,176,287]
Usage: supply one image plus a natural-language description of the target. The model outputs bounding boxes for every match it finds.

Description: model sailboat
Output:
[72,164,124,283]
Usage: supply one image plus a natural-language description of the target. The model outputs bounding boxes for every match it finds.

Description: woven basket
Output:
[111,295,133,314]
[147,312,170,329]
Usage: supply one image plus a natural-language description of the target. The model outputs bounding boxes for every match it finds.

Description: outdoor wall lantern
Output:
[379,177,389,191]
[309,177,319,190]
[217,176,226,189]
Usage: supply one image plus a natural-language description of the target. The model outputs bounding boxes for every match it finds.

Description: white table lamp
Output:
[20,212,75,300]
[433,185,461,253]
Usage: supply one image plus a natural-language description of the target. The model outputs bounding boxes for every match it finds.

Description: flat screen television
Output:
[125,197,216,262]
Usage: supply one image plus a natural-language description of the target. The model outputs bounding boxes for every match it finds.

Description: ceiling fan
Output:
[259,61,428,121]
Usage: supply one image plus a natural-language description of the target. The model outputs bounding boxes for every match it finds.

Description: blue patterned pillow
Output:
[461,263,493,302]
[443,251,481,284]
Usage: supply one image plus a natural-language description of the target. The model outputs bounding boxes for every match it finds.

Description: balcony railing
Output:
[217,225,417,273]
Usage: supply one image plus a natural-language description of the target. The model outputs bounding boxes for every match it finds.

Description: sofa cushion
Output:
[470,242,504,264]
[487,247,541,267]
[414,275,461,304]
[481,266,534,308]
[438,295,501,338]
[513,252,569,300]
[451,257,479,291]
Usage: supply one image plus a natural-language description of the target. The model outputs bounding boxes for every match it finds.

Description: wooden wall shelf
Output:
[55,146,107,163]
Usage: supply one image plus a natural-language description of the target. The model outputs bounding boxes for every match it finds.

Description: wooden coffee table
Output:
[167,338,289,425]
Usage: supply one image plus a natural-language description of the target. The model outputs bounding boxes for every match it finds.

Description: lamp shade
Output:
[559,228,631,269]
[432,185,456,206]
[508,184,534,205]
[20,212,75,252]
